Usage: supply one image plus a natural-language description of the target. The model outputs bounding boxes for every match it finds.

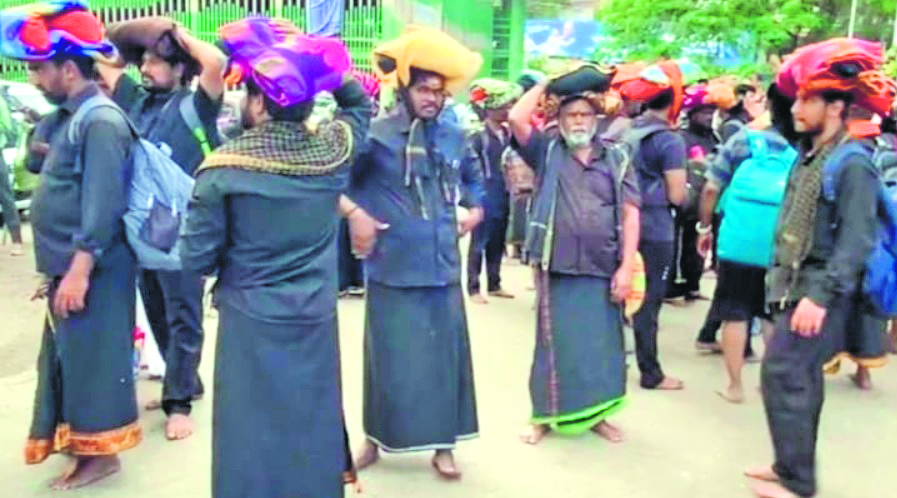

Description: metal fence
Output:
[0,0,383,81]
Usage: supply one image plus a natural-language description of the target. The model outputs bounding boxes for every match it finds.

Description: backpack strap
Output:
[822,141,874,202]
[745,130,768,159]
[622,122,669,157]
[68,95,142,143]
[179,95,212,157]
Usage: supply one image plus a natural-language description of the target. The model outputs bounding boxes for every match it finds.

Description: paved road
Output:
[0,230,894,498]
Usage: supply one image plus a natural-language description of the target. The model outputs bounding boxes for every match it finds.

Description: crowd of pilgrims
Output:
[1,2,895,497]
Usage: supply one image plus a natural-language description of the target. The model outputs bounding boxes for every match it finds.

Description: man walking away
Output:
[697,83,799,404]
[618,61,688,390]
[182,18,372,497]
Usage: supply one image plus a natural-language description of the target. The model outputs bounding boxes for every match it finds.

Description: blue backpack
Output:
[717,131,798,268]
[822,136,897,315]
[68,95,195,271]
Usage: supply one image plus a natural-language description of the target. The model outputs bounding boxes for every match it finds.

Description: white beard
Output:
[560,124,597,148]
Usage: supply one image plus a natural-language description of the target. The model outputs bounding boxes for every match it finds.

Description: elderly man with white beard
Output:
[508,65,640,445]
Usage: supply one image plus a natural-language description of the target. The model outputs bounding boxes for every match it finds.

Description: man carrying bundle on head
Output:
[180,18,373,497]
[618,60,689,391]
[509,64,639,445]
[666,81,736,303]
[95,14,227,441]
[746,38,895,498]
[465,78,521,304]
[0,0,139,489]
[349,26,485,479]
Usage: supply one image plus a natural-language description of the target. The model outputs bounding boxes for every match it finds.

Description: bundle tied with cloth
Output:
[197,17,354,176]
[773,37,896,289]
[468,77,522,114]
[370,25,482,220]
[537,62,646,317]
[540,62,616,121]
[372,25,482,96]
[105,15,197,75]
[618,58,705,123]
[0,0,116,61]
[680,80,737,115]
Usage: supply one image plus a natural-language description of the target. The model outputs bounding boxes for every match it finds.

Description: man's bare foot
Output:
[10,243,25,256]
[744,465,779,482]
[165,414,194,441]
[470,294,488,304]
[591,421,624,443]
[647,376,684,391]
[49,456,79,488]
[696,341,723,354]
[752,481,798,498]
[488,289,515,299]
[850,367,873,390]
[353,440,380,471]
[144,399,162,411]
[49,455,121,490]
[716,386,745,404]
[519,424,550,445]
[431,450,461,480]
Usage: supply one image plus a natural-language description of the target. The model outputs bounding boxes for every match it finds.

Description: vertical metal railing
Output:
[0,0,385,81]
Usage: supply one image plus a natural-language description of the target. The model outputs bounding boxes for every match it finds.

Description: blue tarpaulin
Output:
[307,0,342,37]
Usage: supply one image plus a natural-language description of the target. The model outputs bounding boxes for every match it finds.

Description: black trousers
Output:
[338,219,364,291]
[140,269,205,416]
[667,213,703,298]
[467,215,508,295]
[761,298,850,498]
[632,240,673,388]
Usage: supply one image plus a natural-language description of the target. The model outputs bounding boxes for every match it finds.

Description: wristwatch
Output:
[695,222,712,235]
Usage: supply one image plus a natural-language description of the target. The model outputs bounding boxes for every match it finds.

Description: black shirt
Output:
[767,141,880,307]
[113,75,222,175]
[514,130,640,277]
[30,84,134,276]
[631,115,686,243]
[476,126,511,219]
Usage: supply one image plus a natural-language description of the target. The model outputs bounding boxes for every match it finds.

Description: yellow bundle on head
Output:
[373,25,483,96]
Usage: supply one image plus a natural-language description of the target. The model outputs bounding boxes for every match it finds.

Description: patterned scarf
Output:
[775,130,848,269]
[399,106,459,220]
[197,119,352,176]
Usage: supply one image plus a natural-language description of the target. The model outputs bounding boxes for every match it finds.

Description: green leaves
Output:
[596,0,896,74]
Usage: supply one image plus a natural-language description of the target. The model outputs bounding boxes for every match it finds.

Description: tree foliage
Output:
[527,0,574,19]
[597,0,897,72]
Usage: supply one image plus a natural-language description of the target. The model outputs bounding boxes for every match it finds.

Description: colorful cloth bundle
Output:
[219,17,351,107]
[372,25,482,95]
[777,37,895,116]
[106,16,186,66]
[618,60,694,123]
[0,0,115,61]
[468,78,522,111]
[681,81,737,114]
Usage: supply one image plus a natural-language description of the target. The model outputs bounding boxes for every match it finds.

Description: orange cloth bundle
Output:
[777,37,896,116]
[372,25,482,96]
[618,60,685,123]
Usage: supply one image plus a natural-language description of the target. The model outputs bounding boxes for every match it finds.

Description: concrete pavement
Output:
[0,239,894,498]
